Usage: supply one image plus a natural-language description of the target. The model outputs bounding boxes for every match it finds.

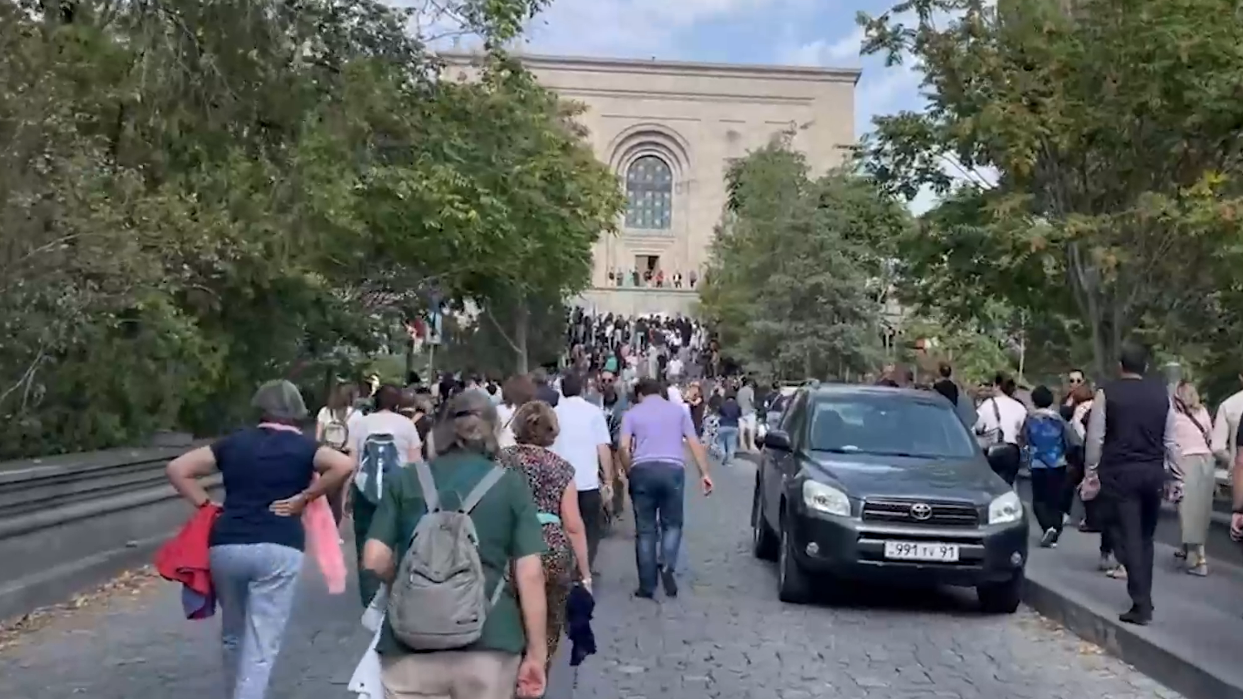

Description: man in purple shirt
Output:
[620,378,714,599]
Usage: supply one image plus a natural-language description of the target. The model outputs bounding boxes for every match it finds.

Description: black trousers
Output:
[578,488,604,568]
[986,444,1021,485]
[1104,470,1165,613]
[1030,467,1067,533]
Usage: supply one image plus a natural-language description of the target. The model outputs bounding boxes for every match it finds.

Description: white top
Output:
[973,394,1028,445]
[351,410,422,463]
[551,396,611,492]
[668,357,684,377]
[316,406,359,430]
[1211,389,1243,463]
[667,385,684,405]
[496,403,518,449]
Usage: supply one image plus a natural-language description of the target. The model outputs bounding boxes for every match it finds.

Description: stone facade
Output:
[440,52,860,315]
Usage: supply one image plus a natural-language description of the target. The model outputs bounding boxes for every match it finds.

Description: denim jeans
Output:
[629,462,685,593]
[210,543,304,699]
[716,426,740,464]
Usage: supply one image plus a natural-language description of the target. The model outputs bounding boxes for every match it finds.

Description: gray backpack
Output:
[387,460,508,650]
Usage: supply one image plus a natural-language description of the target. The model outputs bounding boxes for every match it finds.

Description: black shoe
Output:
[1119,608,1151,625]
[634,588,655,599]
[660,566,678,598]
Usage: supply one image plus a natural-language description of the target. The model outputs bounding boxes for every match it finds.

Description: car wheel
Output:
[977,571,1024,614]
[751,483,778,561]
[777,513,812,604]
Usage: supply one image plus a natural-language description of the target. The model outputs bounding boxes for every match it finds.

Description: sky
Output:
[522,0,923,142]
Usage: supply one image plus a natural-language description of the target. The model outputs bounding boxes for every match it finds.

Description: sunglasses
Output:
[1069,377,1083,384]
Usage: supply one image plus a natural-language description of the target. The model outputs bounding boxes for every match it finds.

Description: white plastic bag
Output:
[361,586,388,633]
[348,624,384,699]
[348,587,389,699]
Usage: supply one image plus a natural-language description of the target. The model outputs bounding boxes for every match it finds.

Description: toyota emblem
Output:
[910,503,933,521]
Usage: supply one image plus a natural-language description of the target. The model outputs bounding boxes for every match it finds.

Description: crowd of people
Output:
[883,345,1238,628]
[159,309,756,699]
[602,267,701,289]
[161,297,1243,698]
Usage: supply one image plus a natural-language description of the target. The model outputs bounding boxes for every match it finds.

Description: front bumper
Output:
[786,504,1028,587]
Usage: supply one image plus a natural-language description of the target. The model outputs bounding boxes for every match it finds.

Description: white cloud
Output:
[778,25,866,67]
[524,0,798,57]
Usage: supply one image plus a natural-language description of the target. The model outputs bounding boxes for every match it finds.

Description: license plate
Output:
[883,541,960,562]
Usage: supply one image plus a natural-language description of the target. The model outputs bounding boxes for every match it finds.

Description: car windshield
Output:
[808,395,977,459]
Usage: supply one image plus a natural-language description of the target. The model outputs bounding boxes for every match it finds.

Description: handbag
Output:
[976,399,1007,455]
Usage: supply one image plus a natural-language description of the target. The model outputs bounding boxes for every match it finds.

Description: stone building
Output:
[441,52,860,316]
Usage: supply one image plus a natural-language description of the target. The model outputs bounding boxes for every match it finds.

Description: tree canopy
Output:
[860,0,1243,382]
[699,140,912,381]
[0,0,620,458]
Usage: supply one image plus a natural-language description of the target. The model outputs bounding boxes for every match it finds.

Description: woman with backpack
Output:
[316,383,359,523]
[1020,386,1082,548]
[350,384,424,608]
[361,390,550,699]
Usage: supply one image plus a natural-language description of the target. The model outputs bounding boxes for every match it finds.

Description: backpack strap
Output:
[460,466,506,514]
[489,571,508,607]
[413,459,441,513]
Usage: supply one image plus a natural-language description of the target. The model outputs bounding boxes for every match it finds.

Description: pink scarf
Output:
[259,423,347,594]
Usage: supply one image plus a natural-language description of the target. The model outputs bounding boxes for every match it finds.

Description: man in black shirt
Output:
[1083,341,1180,625]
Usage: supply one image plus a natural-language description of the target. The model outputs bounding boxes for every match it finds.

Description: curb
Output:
[1022,574,1241,699]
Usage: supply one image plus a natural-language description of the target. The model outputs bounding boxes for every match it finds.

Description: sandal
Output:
[1174,546,1187,560]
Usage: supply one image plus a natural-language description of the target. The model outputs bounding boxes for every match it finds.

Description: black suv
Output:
[751,384,1028,613]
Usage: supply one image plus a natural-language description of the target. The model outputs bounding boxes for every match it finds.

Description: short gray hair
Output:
[431,389,499,459]
[251,380,308,423]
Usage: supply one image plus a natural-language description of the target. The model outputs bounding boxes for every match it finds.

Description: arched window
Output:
[624,156,673,230]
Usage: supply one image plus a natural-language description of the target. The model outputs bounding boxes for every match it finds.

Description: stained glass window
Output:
[624,156,673,230]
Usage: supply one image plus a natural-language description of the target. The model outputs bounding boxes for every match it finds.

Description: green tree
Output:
[859,0,1243,380]
[701,141,911,380]
[0,0,598,458]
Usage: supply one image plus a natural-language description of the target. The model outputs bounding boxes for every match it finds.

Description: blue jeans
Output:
[629,463,685,593]
[716,426,739,463]
[210,543,303,699]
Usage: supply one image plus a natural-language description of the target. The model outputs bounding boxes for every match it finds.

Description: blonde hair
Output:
[512,401,559,447]
[1175,380,1202,410]
[431,390,499,459]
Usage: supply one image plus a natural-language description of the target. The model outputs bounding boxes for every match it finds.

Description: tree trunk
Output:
[513,300,530,375]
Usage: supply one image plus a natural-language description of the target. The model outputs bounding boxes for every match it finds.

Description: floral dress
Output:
[496,444,576,667]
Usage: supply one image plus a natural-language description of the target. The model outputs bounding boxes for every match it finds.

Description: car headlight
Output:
[988,491,1023,525]
[802,480,851,517]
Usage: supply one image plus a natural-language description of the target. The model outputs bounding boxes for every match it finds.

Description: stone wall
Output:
[576,287,700,316]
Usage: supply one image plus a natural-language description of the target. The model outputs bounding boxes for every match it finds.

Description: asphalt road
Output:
[0,456,1184,699]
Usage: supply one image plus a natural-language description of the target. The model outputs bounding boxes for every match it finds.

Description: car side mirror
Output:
[764,429,792,452]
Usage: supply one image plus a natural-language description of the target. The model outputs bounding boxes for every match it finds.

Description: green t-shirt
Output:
[366,451,546,656]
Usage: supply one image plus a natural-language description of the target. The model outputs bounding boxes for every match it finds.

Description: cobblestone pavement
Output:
[0,456,1183,699]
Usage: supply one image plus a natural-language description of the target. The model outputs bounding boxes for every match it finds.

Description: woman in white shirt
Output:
[496,374,537,449]
[973,374,1029,486]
